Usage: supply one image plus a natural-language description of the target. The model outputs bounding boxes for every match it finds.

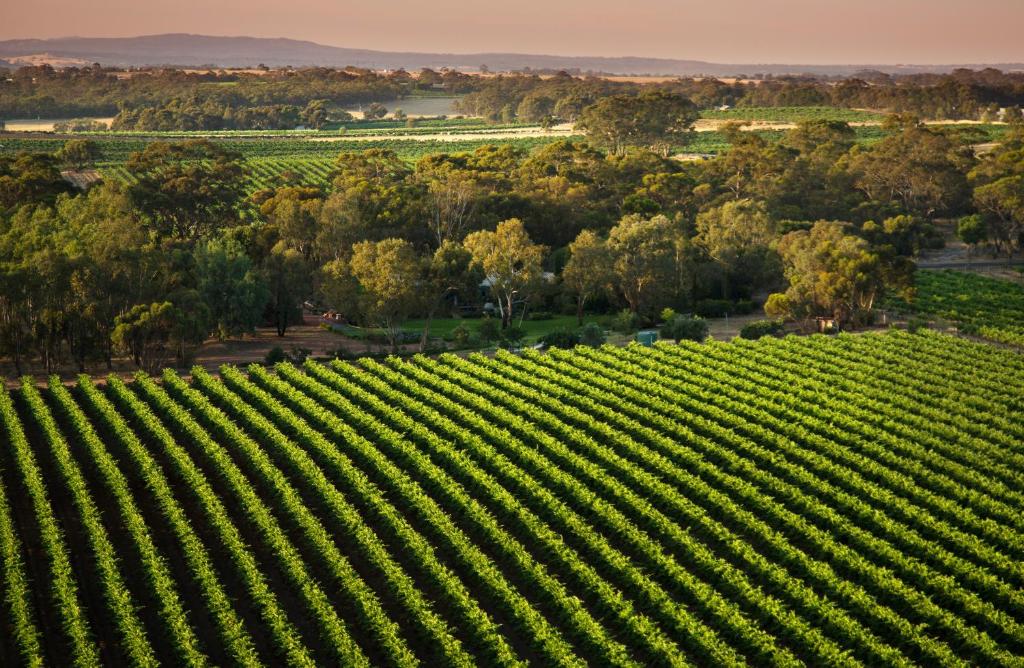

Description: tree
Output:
[606,214,678,316]
[562,229,613,324]
[0,152,73,212]
[125,140,245,240]
[318,150,421,258]
[112,302,179,373]
[58,139,100,170]
[464,219,547,328]
[577,90,699,156]
[660,315,708,343]
[364,102,388,119]
[300,99,330,129]
[695,199,777,299]
[768,221,911,328]
[255,185,323,260]
[846,124,972,220]
[349,238,422,350]
[112,297,210,373]
[419,241,476,350]
[972,175,1024,257]
[262,241,310,336]
[956,214,988,251]
[193,237,268,339]
[415,155,482,246]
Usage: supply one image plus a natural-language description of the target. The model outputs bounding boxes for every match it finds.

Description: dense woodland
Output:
[2,103,1023,373]
[0,65,478,121]
[456,69,1024,122]
[5,65,1024,130]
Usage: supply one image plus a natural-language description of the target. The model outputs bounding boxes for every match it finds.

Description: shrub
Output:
[659,307,677,323]
[660,315,708,343]
[265,346,288,365]
[764,293,792,320]
[450,323,472,346]
[739,319,783,340]
[578,322,607,347]
[527,311,555,321]
[265,345,312,365]
[477,318,500,342]
[500,325,526,348]
[541,329,580,349]
[695,299,732,318]
[611,309,640,334]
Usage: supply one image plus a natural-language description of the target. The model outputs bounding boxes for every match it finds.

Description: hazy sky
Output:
[4,0,1022,64]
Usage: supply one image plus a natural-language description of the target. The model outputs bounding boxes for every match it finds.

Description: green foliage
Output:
[540,328,580,349]
[2,332,1024,664]
[659,315,708,343]
[499,324,526,348]
[611,308,641,333]
[739,319,784,340]
[956,214,988,246]
[887,269,1024,345]
[578,90,699,156]
[194,236,269,339]
[476,317,500,342]
[577,322,607,346]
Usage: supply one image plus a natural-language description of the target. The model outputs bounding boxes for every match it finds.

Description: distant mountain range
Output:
[1,34,1021,76]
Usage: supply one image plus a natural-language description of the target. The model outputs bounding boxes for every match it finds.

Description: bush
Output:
[265,346,288,365]
[611,309,640,334]
[739,319,783,340]
[578,322,606,347]
[541,329,579,349]
[500,325,525,348]
[659,307,677,323]
[694,299,731,317]
[450,323,472,346]
[734,300,755,315]
[660,315,708,343]
[477,318,500,342]
[764,293,792,320]
[265,345,312,365]
[527,311,555,321]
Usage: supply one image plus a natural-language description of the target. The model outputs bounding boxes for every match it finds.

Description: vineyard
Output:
[699,106,886,123]
[1,330,1023,666]
[890,269,1024,346]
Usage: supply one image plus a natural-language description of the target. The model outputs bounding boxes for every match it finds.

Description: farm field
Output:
[698,106,886,123]
[1,331,1023,666]
[890,269,1024,346]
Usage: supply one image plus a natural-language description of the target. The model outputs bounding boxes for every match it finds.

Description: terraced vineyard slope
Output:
[1,330,1022,666]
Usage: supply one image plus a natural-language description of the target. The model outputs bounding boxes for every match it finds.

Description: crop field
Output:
[699,106,886,123]
[890,269,1024,346]
[1,331,1022,666]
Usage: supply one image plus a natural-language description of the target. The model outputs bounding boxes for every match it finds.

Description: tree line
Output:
[456,69,1024,124]
[0,64,475,120]
[2,115,1023,374]
[6,64,1024,127]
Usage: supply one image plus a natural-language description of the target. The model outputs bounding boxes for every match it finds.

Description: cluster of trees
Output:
[0,65,411,119]
[110,98,346,131]
[3,114,1024,373]
[0,142,282,373]
[455,69,1024,124]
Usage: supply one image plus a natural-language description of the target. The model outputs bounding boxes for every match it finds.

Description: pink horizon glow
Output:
[2,0,1021,65]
